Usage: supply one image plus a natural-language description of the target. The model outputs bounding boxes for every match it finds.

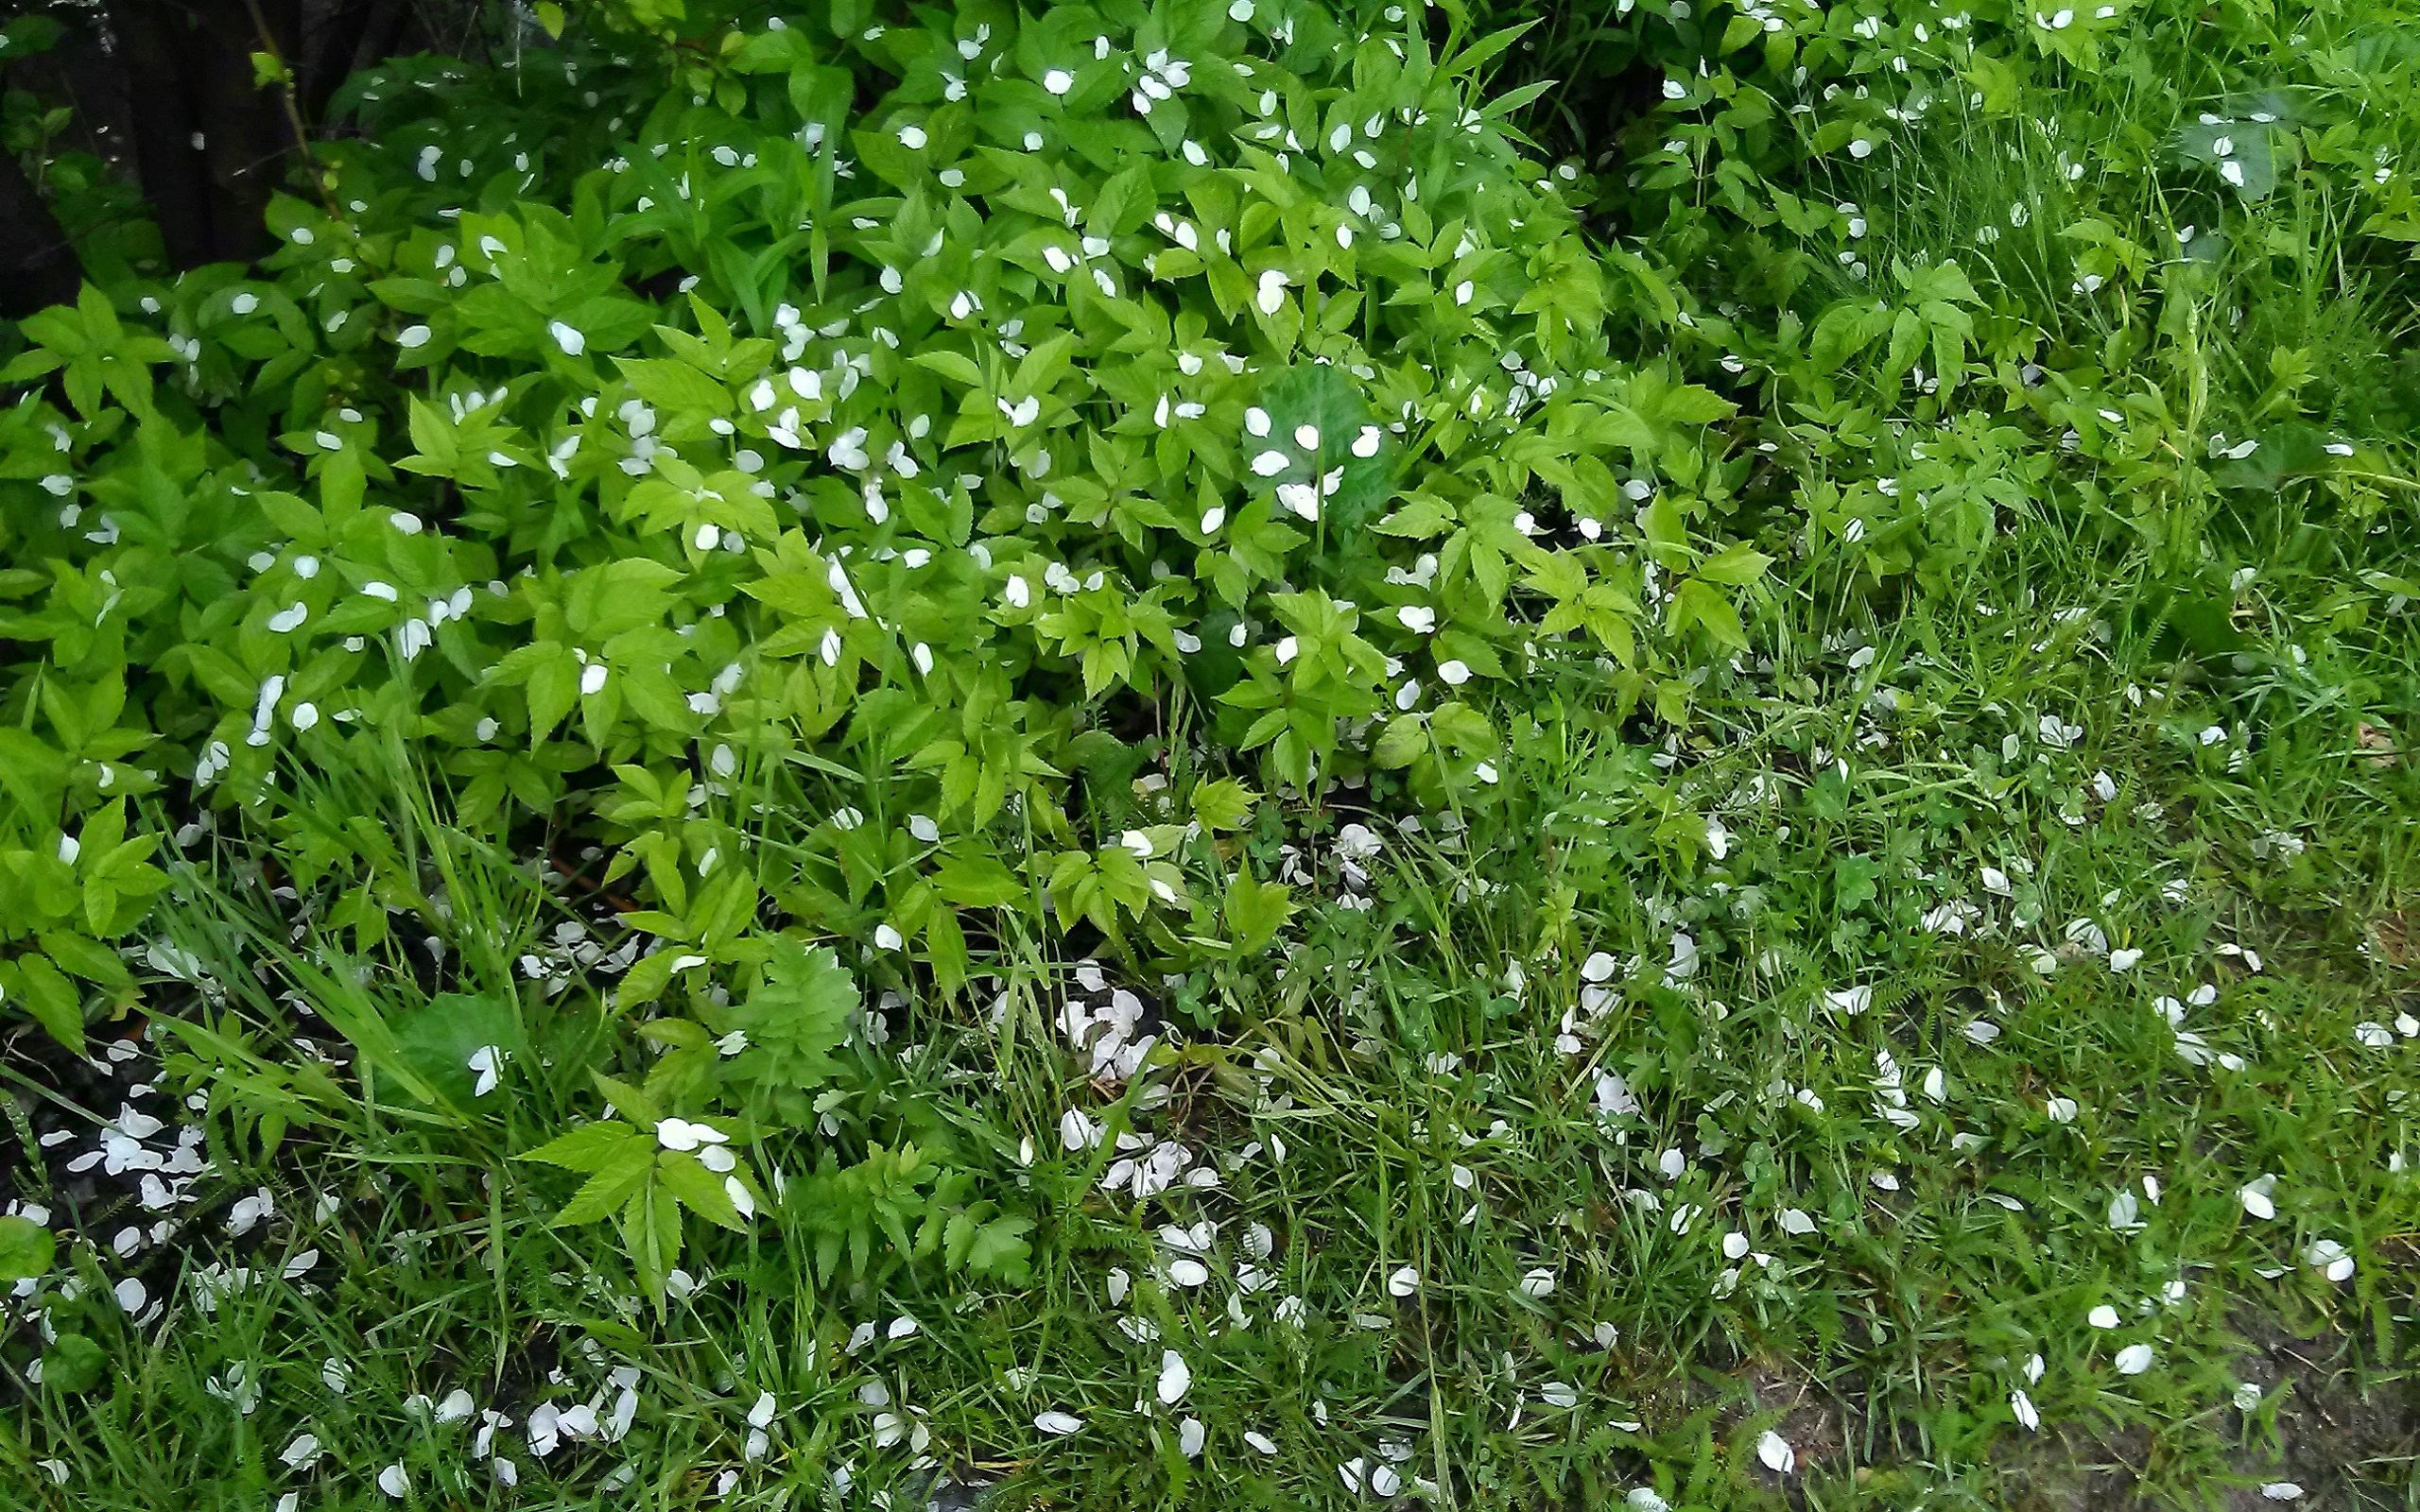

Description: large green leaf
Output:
[389,991,523,1111]
[0,1216,55,1281]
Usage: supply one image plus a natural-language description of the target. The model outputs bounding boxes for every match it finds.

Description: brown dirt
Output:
[1993,1314,2419,1511]
[2217,1312,2420,1510]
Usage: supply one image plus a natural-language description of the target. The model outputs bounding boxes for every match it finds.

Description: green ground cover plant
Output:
[0,0,2414,1507]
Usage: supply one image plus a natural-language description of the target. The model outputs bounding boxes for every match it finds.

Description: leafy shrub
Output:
[1471,0,2420,588]
[0,0,1774,1288]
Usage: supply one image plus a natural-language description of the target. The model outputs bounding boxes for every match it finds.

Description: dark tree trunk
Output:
[109,0,220,267]
[197,0,305,266]
[19,0,460,283]
[0,153,84,318]
[108,0,308,270]
[299,0,405,125]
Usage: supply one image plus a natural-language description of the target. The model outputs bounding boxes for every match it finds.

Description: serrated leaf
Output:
[1222,873,1292,954]
[553,1142,659,1226]
[1696,541,1774,587]
[522,1120,645,1172]
[730,937,857,1092]
[657,1149,750,1231]
[614,357,734,416]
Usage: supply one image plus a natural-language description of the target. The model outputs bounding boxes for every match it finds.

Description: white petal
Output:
[1756,1430,1795,1473]
[1156,1349,1191,1404]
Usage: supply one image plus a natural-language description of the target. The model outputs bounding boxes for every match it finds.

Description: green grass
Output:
[8,490,2413,1510]
[6,0,2420,1508]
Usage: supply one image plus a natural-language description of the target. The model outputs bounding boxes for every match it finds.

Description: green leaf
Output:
[0,1215,55,1281]
[1373,713,1429,769]
[593,1073,664,1127]
[42,1332,107,1394]
[389,991,520,1111]
[619,1178,683,1299]
[6,954,85,1055]
[657,1149,750,1231]
[523,1120,645,1172]
[908,350,986,388]
[1222,873,1292,954]
[614,357,734,416]
[1190,778,1257,832]
[1833,854,1879,913]
[1668,577,1747,650]
[42,929,130,986]
[1882,307,1926,386]
[949,1211,1034,1281]
[933,855,1023,908]
[406,397,460,475]
[1696,541,1773,588]
[731,937,857,1092]
[1895,258,1982,306]
[552,1142,658,1226]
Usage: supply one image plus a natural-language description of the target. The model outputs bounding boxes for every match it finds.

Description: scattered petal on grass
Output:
[1061,1108,1102,1151]
[1823,985,1873,1015]
[1756,1430,1795,1474]
[1157,1349,1191,1405]
[19,14,2418,1509]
